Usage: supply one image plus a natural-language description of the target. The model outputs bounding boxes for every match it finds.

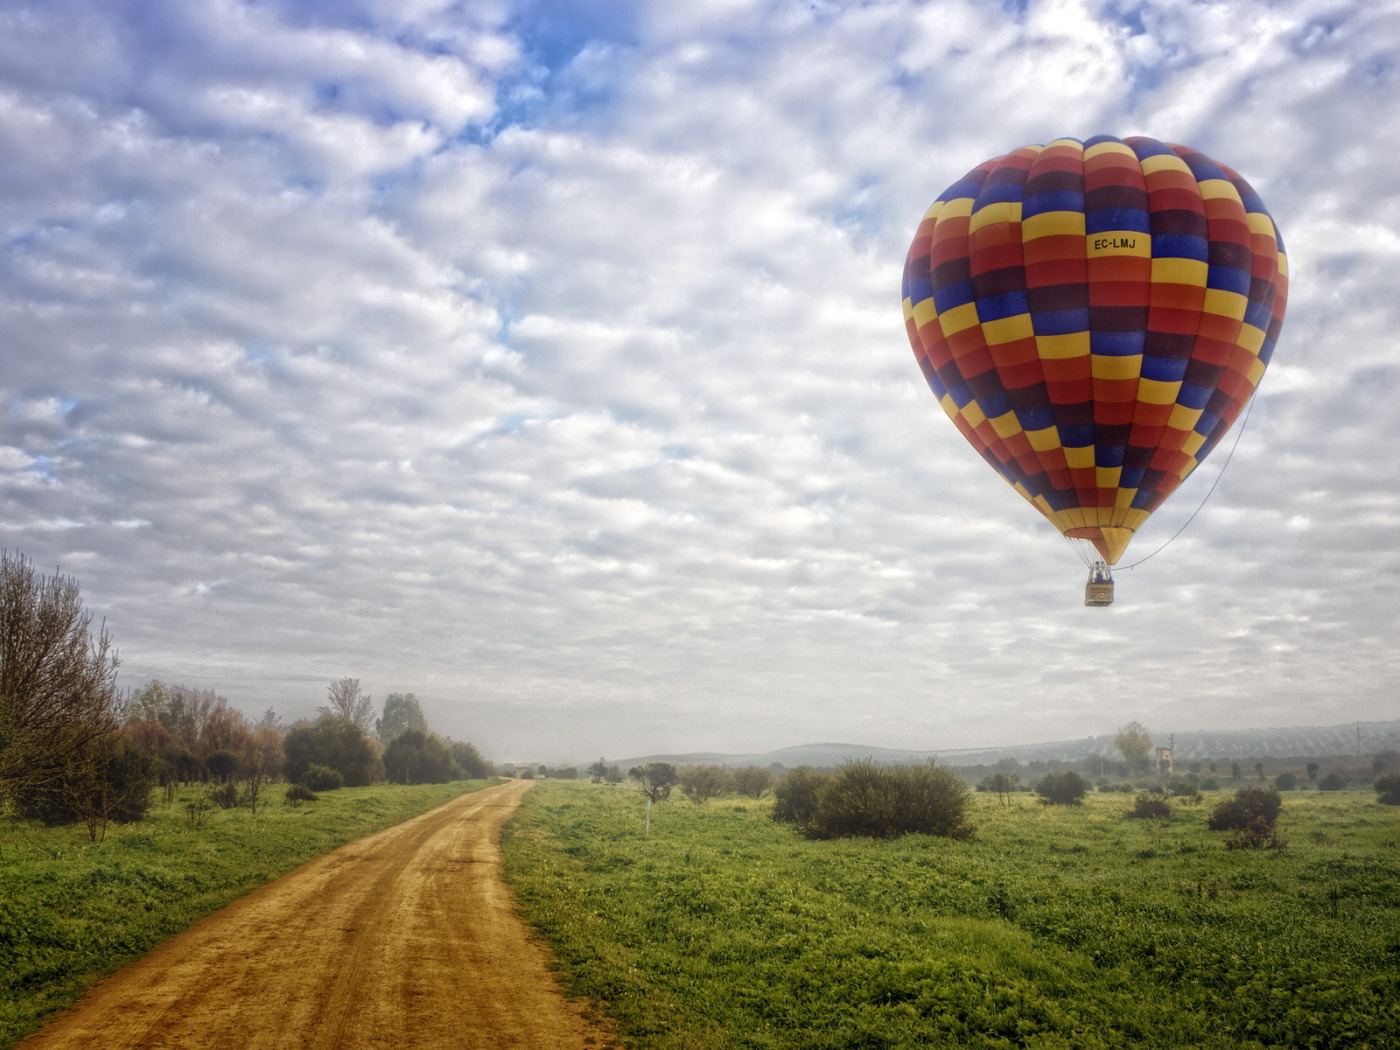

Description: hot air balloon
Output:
[901,135,1287,605]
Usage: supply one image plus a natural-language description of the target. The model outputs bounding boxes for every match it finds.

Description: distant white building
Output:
[1155,746,1174,774]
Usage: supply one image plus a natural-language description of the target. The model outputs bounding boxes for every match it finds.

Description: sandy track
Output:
[20,779,618,1050]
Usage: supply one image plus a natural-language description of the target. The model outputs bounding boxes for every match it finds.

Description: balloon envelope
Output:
[902,135,1287,564]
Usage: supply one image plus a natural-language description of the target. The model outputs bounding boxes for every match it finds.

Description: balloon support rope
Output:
[1117,391,1260,572]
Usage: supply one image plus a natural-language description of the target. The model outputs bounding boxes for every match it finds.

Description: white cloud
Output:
[0,0,1396,762]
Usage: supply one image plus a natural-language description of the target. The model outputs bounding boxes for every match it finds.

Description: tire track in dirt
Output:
[19,779,618,1050]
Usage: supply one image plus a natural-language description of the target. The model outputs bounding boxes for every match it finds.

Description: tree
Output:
[731,765,773,799]
[587,758,610,784]
[628,762,677,803]
[1274,772,1297,791]
[320,678,374,733]
[1114,722,1152,774]
[1035,770,1089,805]
[1306,762,1320,782]
[1372,750,1400,775]
[448,740,492,779]
[376,693,427,744]
[0,551,123,805]
[982,772,1021,807]
[284,718,383,786]
[383,730,457,784]
[678,764,730,805]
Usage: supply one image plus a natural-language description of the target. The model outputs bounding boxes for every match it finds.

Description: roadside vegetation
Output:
[502,777,1400,1050]
[0,777,496,1047]
[0,549,501,1047]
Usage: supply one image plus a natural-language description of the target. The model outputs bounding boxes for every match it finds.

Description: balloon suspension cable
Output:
[1116,390,1261,572]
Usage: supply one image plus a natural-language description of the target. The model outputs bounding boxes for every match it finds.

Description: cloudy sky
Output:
[2,0,1396,762]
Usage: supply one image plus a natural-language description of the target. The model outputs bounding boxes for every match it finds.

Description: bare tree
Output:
[0,551,122,803]
[320,677,374,732]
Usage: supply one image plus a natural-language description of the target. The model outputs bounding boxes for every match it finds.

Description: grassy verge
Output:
[0,778,495,1047]
[502,781,1400,1050]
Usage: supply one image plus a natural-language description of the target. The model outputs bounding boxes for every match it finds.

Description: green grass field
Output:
[501,780,1400,1050]
[0,779,494,1048]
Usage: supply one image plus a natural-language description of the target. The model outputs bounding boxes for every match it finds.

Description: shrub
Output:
[1208,787,1282,831]
[12,739,158,828]
[1318,772,1346,791]
[1274,772,1297,791]
[209,782,241,809]
[678,765,731,805]
[302,764,345,792]
[1034,770,1089,806]
[771,767,825,828]
[285,783,318,804]
[1209,788,1284,848]
[780,760,974,841]
[1128,794,1172,820]
[731,766,773,799]
[1374,772,1400,806]
[1168,779,1199,799]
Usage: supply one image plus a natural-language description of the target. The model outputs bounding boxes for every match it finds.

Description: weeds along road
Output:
[20,778,618,1050]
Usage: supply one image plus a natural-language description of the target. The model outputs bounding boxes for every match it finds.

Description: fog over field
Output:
[2,0,1398,760]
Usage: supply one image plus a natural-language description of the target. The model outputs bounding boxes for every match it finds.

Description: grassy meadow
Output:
[502,780,1400,1050]
[0,778,495,1048]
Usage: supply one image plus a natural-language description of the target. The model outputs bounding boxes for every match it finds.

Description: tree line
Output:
[0,552,492,839]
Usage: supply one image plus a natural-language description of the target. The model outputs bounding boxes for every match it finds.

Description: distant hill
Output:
[615,719,1400,771]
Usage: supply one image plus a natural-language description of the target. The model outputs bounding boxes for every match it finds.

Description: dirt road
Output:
[20,779,618,1050]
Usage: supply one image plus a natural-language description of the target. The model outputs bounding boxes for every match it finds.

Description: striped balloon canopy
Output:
[902,135,1287,566]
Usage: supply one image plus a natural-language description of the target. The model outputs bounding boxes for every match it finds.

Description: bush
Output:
[1209,787,1285,848]
[1374,772,1400,806]
[302,764,345,792]
[1128,794,1172,820]
[1208,787,1282,831]
[731,766,773,799]
[12,739,158,828]
[1318,772,1346,791]
[209,782,241,809]
[775,760,974,841]
[284,783,318,804]
[1034,770,1089,806]
[1274,772,1297,791]
[678,765,731,805]
[771,767,824,828]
